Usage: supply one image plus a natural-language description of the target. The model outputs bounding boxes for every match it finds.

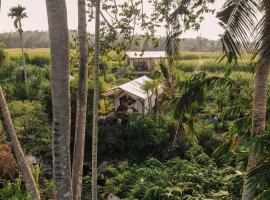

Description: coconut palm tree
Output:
[0,3,40,200]
[8,5,28,96]
[72,0,88,199]
[169,0,268,199]
[216,1,270,199]
[45,0,73,199]
[0,88,41,200]
[92,0,101,199]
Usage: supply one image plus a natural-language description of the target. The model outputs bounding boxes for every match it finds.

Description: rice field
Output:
[176,52,255,73]
[5,48,255,73]
[6,48,50,58]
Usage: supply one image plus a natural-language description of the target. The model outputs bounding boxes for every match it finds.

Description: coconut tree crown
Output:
[8,5,27,34]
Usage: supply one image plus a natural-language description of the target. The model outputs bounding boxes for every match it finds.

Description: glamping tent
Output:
[101,76,163,116]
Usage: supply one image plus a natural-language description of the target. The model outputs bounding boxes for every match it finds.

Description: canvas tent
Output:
[101,76,163,115]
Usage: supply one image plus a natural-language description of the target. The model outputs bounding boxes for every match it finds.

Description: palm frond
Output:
[253,2,270,62]
[246,158,270,194]
[173,73,237,119]
[217,0,259,64]
[165,0,193,57]
[222,105,246,120]
[159,61,169,81]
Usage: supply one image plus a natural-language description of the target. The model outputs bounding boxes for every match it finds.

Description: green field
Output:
[5,49,255,73]
[6,48,50,58]
[175,52,255,73]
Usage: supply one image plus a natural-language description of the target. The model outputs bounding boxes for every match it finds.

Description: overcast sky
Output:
[0,0,225,40]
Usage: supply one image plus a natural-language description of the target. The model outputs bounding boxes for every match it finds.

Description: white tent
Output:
[101,76,163,115]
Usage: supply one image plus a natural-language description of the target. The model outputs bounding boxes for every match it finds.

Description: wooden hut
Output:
[125,51,168,73]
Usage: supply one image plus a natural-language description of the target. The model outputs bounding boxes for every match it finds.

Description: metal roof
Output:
[101,76,153,100]
[126,51,167,59]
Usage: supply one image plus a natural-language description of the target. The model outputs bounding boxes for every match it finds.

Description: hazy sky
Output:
[0,0,225,40]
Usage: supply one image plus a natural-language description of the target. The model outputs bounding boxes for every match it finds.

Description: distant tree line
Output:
[0,31,50,48]
[0,30,222,52]
[180,37,222,52]
[129,36,222,52]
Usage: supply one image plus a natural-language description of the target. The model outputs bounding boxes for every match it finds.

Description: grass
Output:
[6,48,50,58]
[175,52,255,73]
[178,51,221,60]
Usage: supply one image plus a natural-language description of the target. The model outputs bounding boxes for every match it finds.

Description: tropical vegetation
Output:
[0,0,270,200]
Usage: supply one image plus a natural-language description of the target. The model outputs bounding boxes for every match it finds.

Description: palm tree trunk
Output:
[45,0,73,199]
[92,0,101,199]
[241,2,270,200]
[241,61,270,200]
[20,32,28,97]
[72,0,88,199]
[0,87,40,200]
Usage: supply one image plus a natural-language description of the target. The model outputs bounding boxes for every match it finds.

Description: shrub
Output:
[100,157,242,200]
[0,64,50,101]
[29,56,50,67]
[0,176,30,200]
[176,63,195,72]
[0,48,8,68]
[106,74,116,83]
[96,114,173,162]
[0,144,18,181]
[0,101,52,155]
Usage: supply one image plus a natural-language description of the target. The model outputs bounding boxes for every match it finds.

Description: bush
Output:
[0,48,8,68]
[0,64,50,101]
[176,63,196,72]
[96,114,173,162]
[100,157,242,200]
[0,176,30,200]
[106,74,116,83]
[0,101,52,155]
[0,144,18,181]
[29,56,50,67]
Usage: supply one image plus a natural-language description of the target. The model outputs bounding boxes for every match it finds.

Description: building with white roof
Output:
[101,76,163,115]
[125,51,168,73]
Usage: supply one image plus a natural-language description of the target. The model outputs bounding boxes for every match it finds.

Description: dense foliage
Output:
[100,156,242,200]
[0,44,268,199]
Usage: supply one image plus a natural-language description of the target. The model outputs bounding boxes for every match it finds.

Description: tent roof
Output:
[126,51,167,59]
[101,76,153,100]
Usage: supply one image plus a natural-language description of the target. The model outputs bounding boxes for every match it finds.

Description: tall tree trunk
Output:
[72,0,88,199]
[45,0,73,199]
[0,87,40,200]
[92,0,101,199]
[20,32,28,97]
[241,2,270,200]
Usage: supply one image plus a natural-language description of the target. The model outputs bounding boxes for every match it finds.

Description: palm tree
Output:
[8,5,28,96]
[0,87,41,200]
[92,0,101,199]
[72,0,89,199]
[216,1,270,199]
[168,0,268,198]
[45,0,73,199]
[0,3,40,199]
